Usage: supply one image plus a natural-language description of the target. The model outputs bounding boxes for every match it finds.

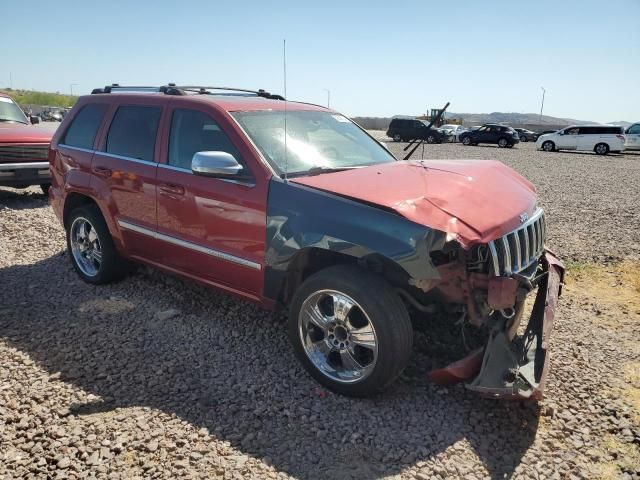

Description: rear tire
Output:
[40,184,50,196]
[521,136,528,142]
[288,265,413,397]
[594,143,609,155]
[66,205,130,284]
[392,133,401,142]
[542,141,555,152]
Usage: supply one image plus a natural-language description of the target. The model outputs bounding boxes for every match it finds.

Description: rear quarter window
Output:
[62,104,108,149]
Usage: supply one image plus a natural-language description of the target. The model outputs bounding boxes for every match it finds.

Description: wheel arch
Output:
[274,247,411,307]
[62,192,123,250]
[63,192,99,229]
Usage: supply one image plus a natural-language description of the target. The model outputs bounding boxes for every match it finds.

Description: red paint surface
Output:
[292,160,538,247]
[0,124,52,144]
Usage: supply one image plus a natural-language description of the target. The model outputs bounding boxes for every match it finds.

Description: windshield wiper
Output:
[0,119,27,124]
[285,166,356,178]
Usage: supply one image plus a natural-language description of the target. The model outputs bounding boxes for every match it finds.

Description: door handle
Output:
[92,166,112,177]
[159,183,185,196]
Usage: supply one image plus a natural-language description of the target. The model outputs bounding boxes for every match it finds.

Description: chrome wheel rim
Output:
[596,144,606,154]
[543,142,553,151]
[463,137,470,145]
[70,217,102,277]
[499,139,507,147]
[298,289,378,383]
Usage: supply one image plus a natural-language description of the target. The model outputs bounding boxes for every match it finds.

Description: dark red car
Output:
[0,92,52,194]
[49,85,564,399]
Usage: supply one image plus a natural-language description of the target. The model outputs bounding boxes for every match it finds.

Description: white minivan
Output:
[536,125,625,155]
[624,123,640,151]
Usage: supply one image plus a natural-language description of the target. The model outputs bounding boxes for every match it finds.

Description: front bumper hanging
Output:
[429,250,565,400]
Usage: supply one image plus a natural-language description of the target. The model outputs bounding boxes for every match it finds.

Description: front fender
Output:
[263,178,447,302]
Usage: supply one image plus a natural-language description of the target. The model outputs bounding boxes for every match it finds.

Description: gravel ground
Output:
[1,140,639,479]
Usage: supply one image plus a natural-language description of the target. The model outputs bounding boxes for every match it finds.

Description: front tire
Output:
[40,184,50,196]
[594,143,609,155]
[521,136,528,142]
[498,138,509,148]
[542,140,555,152]
[288,265,413,397]
[462,136,472,146]
[66,205,129,284]
[426,135,436,144]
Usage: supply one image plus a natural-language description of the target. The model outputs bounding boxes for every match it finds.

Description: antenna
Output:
[283,39,288,181]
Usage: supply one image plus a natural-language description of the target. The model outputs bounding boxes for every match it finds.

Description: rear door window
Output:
[106,106,162,162]
[63,104,107,149]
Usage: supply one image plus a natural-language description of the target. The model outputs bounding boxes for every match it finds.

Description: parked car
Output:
[514,128,538,142]
[459,124,520,148]
[536,125,625,155]
[440,124,467,142]
[49,84,564,399]
[0,93,52,194]
[41,108,63,122]
[624,123,640,151]
[386,118,449,143]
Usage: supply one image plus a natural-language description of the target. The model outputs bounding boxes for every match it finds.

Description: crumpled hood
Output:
[290,160,538,247]
[0,123,52,144]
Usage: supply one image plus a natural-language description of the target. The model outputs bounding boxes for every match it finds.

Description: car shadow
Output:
[0,253,540,479]
[0,187,49,210]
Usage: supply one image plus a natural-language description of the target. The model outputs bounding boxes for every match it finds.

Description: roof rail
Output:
[91,84,284,99]
[173,86,284,100]
[91,83,184,95]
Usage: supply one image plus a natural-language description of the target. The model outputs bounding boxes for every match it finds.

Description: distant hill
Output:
[609,121,633,128]
[0,88,78,108]
[445,112,597,126]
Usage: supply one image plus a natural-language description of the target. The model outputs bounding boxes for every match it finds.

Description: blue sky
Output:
[2,0,639,122]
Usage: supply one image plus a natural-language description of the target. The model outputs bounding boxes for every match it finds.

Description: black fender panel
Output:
[264,178,447,302]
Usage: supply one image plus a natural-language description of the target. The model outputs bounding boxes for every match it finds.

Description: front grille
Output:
[0,144,49,163]
[488,209,545,276]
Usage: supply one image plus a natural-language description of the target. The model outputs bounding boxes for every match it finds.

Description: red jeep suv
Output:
[49,84,564,399]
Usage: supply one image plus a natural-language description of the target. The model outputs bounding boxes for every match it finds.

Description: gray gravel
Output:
[1,141,639,479]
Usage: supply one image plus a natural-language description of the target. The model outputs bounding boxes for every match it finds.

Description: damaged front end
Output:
[425,209,565,400]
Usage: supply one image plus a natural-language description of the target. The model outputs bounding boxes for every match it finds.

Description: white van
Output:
[536,125,625,155]
[624,123,640,151]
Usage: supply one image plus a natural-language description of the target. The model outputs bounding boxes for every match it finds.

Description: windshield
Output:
[232,110,395,176]
[0,97,28,124]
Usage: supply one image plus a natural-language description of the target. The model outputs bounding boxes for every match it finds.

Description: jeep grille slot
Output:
[0,145,49,163]
[488,209,545,276]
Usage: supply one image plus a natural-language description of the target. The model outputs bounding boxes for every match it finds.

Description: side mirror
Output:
[558,131,564,135]
[30,116,40,125]
[191,151,243,178]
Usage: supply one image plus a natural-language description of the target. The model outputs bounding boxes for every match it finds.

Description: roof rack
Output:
[91,84,284,100]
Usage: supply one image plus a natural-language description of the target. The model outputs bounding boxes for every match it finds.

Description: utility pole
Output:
[539,87,546,123]
[323,89,330,108]
[70,84,78,96]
